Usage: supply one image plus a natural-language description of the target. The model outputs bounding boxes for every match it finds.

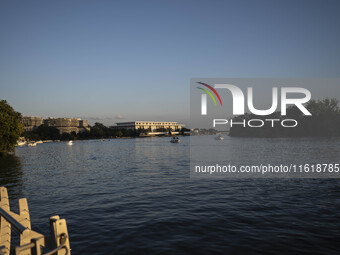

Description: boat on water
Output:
[68,140,73,145]
[16,137,27,146]
[28,142,37,147]
[170,136,180,143]
[215,135,224,140]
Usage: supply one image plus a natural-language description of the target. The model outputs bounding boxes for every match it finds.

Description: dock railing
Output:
[0,187,71,255]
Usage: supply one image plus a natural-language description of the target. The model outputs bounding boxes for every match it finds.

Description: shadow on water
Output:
[0,152,23,199]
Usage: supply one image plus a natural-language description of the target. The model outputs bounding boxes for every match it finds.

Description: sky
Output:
[1,0,340,126]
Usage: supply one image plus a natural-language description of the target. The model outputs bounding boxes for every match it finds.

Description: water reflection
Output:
[8,138,340,254]
[0,152,23,198]
[133,137,189,179]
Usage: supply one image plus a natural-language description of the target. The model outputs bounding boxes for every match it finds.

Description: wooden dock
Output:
[0,187,70,255]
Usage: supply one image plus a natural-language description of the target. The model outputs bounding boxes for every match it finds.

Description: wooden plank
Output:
[0,187,11,255]
[19,229,44,255]
[1,187,68,255]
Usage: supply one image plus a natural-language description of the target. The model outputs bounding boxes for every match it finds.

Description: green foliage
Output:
[22,125,61,141]
[22,131,40,141]
[230,98,340,137]
[180,127,190,135]
[0,100,23,152]
[36,125,61,140]
[77,130,91,139]
[194,128,218,135]
[60,132,73,141]
[22,121,181,141]
[116,130,123,137]
[89,123,138,138]
[156,127,167,132]
[306,98,340,116]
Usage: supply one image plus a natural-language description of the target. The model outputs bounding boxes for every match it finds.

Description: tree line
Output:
[2,98,340,153]
[22,122,190,141]
[1,99,191,153]
[229,98,340,137]
[0,100,23,153]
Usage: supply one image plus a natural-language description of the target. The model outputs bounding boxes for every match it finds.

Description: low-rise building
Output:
[114,121,184,133]
[44,118,90,134]
[22,116,89,134]
[22,116,44,132]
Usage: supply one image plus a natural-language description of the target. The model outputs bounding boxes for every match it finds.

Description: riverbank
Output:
[16,133,190,147]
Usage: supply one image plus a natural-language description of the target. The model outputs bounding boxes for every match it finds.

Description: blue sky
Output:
[1,0,339,125]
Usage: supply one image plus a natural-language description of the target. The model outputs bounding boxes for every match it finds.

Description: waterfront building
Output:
[22,116,90,134]
[44,118,90,134]
[114,121,184,133]
[21,116,44,132]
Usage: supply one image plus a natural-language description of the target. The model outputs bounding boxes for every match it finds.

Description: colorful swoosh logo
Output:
[196,82,223,106]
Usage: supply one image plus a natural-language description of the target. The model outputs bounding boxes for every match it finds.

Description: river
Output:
[1,136,339,254]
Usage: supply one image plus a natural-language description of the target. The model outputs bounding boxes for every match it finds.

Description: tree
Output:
[90,122,106,138]
[229,98,340,137]
[36,125,60,140]
[0,100,23,153]
[116,130,123,137]
[61,132,73,141]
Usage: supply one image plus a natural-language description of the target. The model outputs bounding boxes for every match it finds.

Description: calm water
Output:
[1,137,340,254]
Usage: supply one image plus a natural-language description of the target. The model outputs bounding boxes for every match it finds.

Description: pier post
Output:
[0,187,70,255]
[0,187,11,255]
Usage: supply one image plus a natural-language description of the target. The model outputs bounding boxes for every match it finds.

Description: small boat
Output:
[215,135,224,140]
[170,137,180,143]
[16,140,27,147]
[67,140,73,145]
[28,142,37,147]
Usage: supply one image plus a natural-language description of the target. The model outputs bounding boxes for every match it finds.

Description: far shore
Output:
[16,134,190,146]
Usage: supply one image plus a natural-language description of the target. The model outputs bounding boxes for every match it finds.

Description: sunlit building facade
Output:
[22,116,90,134]
[114,121,184,132]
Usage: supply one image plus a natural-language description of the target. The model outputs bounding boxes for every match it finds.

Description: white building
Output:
[114,121,184,133]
